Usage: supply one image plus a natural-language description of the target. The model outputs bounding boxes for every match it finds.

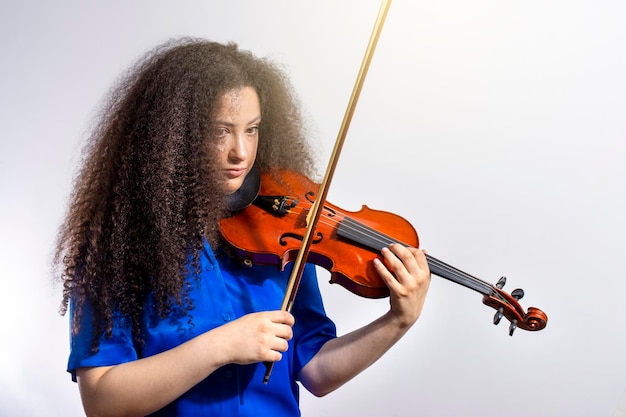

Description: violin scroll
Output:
[483,278,548,336]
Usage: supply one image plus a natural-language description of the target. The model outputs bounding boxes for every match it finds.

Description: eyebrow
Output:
[213,115,262,127]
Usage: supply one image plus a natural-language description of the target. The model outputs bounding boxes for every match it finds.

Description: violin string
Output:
[266,200,498,297]
[338,216,494,295]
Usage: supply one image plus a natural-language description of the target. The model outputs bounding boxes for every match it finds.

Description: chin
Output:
[223,181,244,195]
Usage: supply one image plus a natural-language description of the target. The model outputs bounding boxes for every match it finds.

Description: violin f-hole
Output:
[279,231,324,246]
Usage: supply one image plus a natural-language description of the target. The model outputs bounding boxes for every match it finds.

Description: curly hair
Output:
[53,37,316,352]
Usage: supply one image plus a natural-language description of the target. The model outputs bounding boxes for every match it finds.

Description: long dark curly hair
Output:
[53,37,316,351]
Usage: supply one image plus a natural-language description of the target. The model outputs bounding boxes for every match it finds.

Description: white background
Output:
[1,1,625,416]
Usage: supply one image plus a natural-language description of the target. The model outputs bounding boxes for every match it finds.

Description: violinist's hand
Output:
[299,243,430,397]
[373,243,431,329]
[217,310,295,365]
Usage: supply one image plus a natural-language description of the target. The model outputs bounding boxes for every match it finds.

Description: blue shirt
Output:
[68,243,337,416]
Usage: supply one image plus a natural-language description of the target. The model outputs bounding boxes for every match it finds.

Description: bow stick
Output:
[263,0,393,383]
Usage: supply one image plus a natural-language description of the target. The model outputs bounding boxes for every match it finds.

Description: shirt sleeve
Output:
[67,299,138,382]
[290,264,337,376]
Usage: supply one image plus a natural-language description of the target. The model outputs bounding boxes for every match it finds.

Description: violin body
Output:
[220,168,548,334]
[220,168,411,298]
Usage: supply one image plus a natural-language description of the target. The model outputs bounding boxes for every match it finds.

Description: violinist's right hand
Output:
[217,310,295,365]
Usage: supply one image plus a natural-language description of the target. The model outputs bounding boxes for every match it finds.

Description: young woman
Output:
[54,37,430,417]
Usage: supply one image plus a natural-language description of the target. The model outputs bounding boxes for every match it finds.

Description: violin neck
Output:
[337,216,493,296]
[424,254,492,296]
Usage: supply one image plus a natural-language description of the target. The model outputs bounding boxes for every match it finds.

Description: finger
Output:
[373,253,403,292]
[411,247,430,275]
[388,244,419,272]
[268,310,295,326]
[390,244,430,276]
[380,245,418,284]
[272,322,294,341]
[270,335,290,353]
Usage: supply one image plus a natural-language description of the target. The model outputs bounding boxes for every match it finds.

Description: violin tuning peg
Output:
[509,319,518,336]
[511,288,524,301]
[493,307,504,325]
[496,276,507,289]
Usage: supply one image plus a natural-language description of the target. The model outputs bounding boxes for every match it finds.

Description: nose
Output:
[228,133,248,162]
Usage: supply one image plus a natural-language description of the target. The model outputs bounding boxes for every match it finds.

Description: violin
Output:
[220,167,548,336]
[225,0,547,383]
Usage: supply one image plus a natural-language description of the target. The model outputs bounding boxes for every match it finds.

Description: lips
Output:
[225,167,247,178]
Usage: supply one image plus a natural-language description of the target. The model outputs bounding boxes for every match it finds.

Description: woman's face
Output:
[211,86,261,195]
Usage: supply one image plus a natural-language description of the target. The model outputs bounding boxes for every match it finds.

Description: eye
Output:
[246,126,259,135]
[212,127,229,138]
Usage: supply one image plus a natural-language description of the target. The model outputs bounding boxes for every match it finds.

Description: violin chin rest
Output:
[224,165,261,212]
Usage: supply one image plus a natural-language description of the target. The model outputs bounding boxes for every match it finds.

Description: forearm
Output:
[299,309,413,397]
[300,245,430,397]
[76,310,294,417]
[77,330,227,417]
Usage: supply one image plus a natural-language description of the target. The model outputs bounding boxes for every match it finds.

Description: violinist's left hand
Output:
[374,243,431,329]
[300,243,430,397]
